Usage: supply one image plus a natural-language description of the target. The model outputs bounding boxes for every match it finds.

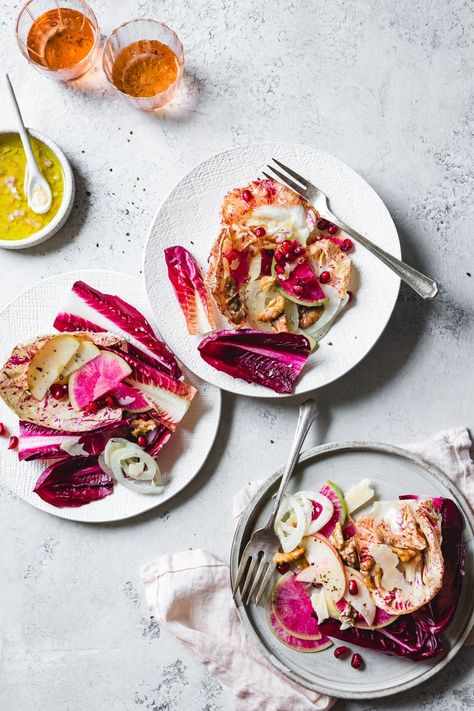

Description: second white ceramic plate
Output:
[0,270,221,523]
[144,142,401,397]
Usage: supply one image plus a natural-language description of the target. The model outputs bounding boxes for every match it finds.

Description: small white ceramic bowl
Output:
[0,128,75,250]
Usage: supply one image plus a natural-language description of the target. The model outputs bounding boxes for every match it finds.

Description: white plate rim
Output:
[0,268,221,523]
[230,440,474,699]
[143,141,401,398]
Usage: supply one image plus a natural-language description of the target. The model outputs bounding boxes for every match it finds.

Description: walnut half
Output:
[273,547,305,564]
[130,418,157,438]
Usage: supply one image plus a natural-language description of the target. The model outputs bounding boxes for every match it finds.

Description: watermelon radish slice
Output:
[318,481,347,537]
[272,255,328,307]
[69,352,131,411]
[272,572,322,640]
[267,609,332,652]
[108,382,151,413]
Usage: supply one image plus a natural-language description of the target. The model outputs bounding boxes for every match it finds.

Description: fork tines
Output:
[264,158,309,196]
[233,549,274,606]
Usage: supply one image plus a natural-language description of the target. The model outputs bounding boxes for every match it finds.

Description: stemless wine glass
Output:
[16,0,100,82]
[102,19,184,111]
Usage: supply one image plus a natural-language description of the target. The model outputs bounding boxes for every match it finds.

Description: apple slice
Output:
[56,340,101,382]
[27,335,80,400]
[296,534,346,602]
[343,567,376,627]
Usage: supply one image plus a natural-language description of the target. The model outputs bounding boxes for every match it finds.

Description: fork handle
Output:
[328,214,438,300]
[267,399,319,528]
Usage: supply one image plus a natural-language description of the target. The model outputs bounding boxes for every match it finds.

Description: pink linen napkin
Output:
[141,427,474,710]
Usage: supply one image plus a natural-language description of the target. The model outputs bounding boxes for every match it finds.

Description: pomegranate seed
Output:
[0,422,6,436]
[311,500,322,519]
[50,383,68,400]
[274,250,283,263]
[319,270,331,284]
[341,238,353,252]
[281,240,292,255]
[347,290,354,303]
[242,189,252,203]
[293,284,304,295]
[334,645,350,659]
[327,223,338,235]
[8,435,18,450]
[137,435,147,448]
[85,401,98,414]
[254,226,266,238]
[277,563,290,574]
[292,246,302,256]
[275,264,285,275]
[105,395,116,408]
[351,653,363,669]
[348,579,358,595]
[317,218,329,231]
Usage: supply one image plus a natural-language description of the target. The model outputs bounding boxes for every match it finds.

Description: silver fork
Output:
[264,158,438,300]
[232,399,319,606]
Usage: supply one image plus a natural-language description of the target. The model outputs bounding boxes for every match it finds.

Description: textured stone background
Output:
[1,0,473,709]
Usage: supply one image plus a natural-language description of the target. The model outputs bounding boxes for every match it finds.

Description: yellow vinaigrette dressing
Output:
[0,133,64,241]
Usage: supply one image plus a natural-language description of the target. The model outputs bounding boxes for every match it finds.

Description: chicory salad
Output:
[268,479,464,666]
[164,177,354,394]
[0,281,196,508]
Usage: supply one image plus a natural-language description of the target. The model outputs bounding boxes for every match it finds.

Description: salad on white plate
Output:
[164,177,354,395]
[0,280,198,508]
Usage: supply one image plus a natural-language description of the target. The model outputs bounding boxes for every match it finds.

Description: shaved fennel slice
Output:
[99,438,161,494]
[244,279,276,332]
[275,494,307,553]
[295,490,334,534]
[285,301,317,351]
[308,288,349,341]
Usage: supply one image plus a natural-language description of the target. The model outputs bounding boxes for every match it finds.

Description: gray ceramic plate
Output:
[230,442,474,699]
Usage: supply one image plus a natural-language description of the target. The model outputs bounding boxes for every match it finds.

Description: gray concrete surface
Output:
[1,0,473,709]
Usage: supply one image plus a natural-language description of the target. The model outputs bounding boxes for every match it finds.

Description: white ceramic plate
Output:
[144,142,401,397]
[0,270,221,523]
[230,442,474,699]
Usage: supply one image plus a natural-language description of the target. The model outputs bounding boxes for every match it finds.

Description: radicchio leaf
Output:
[319,497,465,660]
[109,350,196,430]
[319,615,444,661]
[54,281,181,379]
[198,329,311,394]
[402,496,465,634]
[147,422,172,458]
[0,335,123,432]
[18,419,128,460]
[33,456,113,508]
[164,246,216,335]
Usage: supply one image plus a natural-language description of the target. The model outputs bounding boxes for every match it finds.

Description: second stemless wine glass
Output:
[16,0,100,81]
[102,19,184,111]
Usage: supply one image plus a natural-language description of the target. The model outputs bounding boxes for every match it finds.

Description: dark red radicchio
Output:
[319,497,465,661]
[164,246,216,335]
[18,420,130,461]
[54,281,181,379]
[198,329,311,394]
[404,496,465,635]
[34,456,113,508]
[319,612,444,661]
